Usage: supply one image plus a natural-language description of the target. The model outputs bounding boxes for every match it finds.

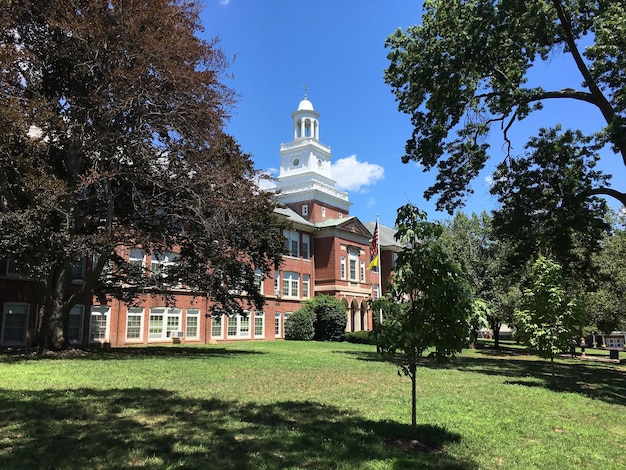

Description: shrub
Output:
[284,309,314,341]
[309,296,347,341]
[345,330,375,345]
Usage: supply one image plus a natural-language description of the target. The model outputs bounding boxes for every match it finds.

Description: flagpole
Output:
[376,214,383,325]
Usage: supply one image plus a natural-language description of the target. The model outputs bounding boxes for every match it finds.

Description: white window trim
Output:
[211,314,224,338]
[349,249,358,281]
[126,307,144,342]
[70,256,88,280]
[302,274,310,299]
[254,311,264,338]
[5,259,26,278]
[227,311,251,338]
[150,251,179,279]
[186,308,200,339]
[282,272,300,298]
[89,306,111,344]
[68,305,85,344]
[284,230,300,258]
[274,312,282,338]
[1,302,29,345]
[148,307,182,341]
[301,234,310,260]
[340,256,346,280]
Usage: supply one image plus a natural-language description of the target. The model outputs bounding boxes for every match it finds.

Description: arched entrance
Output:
[342,298,350,332]
[350,299,360,332]
[360,301,368,331]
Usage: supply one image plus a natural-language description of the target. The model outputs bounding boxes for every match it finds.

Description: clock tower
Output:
[274,95,351,222]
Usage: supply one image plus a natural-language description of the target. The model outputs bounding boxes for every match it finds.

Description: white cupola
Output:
[273,93,351,215]
[293,97,319,140]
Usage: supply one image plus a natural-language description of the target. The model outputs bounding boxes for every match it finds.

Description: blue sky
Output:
[200,0,625,227]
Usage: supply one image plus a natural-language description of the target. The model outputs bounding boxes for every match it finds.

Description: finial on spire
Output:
[302,83,308,99]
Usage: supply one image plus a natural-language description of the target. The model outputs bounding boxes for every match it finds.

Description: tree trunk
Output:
[489,318,502,348]
[38,264,71,353]
[410,361,417,440]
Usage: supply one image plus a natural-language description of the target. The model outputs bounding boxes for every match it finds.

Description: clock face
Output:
[292,158,300,167]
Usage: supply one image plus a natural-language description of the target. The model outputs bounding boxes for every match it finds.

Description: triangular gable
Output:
[316,216,372,239]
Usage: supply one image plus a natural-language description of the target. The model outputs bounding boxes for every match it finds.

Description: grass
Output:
[1,341,625,469]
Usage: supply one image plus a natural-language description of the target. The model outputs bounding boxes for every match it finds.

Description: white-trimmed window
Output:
[70,256,87,280]
[302,234,310,260]
[282,272,299,298]
[211,314,223,338]
[1,303,29,344]
[349,249,358,281]
[126,307,144,341]
[186,308,200,339]
[284,230,299,257]
[360,260,366,282]
[274,271,281,297]
[253,270,263,293]
[150,251,178,278]
[254,311,264,338]
[302,274,310,299]
[302,204,308,216]
[129,248,145,274]
[227,311,251,338]
[321,207,326,218]
[374,284,380,300]
[68,305,84,343]
[89,306,111,343]
[6,258,23,277]
[148,307,181,340]
[274,312,282,338]
[340,256,346,280]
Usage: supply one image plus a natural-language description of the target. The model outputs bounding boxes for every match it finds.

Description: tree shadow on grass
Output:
[0,388,476,470]
[342,349,626,407]
[0,346,264,363]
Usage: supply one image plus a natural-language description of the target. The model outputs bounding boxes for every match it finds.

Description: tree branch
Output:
[589,187,626,207]
[551,1,617,127]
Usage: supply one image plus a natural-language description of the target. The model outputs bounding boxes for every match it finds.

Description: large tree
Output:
[439,211,520,347]
[585,216,626,333]
[491,127,610,288]
[0,0,285,351]
[378,204,473,439]
[385,0,626,213]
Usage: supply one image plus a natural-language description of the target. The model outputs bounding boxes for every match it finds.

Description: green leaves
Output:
[491,126,610,286]
[379,204,474,362]
[385,0,626,211]
[515,256,584,361]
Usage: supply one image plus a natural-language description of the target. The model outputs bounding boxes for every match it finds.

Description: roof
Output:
[297,98,314,111]
[363,221,403,250]
[314,215,359,228]
[274,206,314,228]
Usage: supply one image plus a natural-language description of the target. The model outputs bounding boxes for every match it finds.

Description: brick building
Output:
[0,97,400,348]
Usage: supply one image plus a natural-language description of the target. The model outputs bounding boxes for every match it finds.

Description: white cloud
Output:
[331,154,384,193]
[218,0,231,6]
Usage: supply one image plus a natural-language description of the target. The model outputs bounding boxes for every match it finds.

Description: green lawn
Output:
[1,341,624,469]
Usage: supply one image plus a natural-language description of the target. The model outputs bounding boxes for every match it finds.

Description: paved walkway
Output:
[563,354,622,364]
